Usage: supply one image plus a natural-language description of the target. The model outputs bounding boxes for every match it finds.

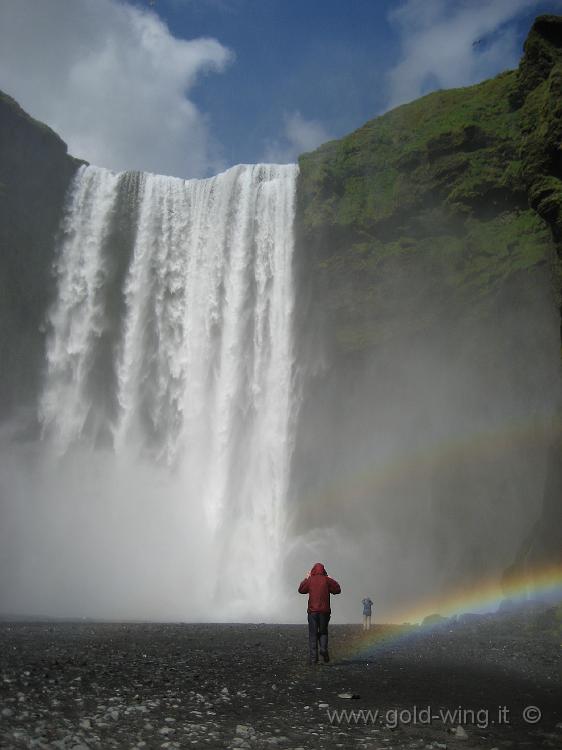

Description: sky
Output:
[1,0,562,178]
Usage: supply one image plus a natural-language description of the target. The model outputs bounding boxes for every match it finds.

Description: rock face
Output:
[294,15,562,577]
[0,91,84,419]
[514,25,562,568]
[517,15,562,302]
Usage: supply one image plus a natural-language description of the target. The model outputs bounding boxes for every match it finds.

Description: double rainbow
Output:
[338,562,562,660]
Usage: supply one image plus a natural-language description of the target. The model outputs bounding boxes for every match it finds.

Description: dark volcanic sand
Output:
[0,616,560,749]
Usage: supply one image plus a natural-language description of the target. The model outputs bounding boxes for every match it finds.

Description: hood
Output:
[311,562,327,576]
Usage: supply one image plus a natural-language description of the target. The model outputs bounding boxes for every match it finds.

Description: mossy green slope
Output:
[297,15,562,356]
[294,15,562,575]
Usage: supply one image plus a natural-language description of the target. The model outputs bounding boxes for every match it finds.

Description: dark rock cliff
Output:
[0,91,84,420]
[508,15,562,578]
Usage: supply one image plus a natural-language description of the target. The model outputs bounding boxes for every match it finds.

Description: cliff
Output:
[294,15,562,578]
[297,15,562,357]
[0,91,84,419]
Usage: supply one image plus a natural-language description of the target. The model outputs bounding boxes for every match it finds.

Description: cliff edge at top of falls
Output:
[296,14,562,358]
[0,91,85,417]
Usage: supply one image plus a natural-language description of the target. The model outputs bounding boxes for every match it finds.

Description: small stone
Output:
[454,725,468,740]
[79,719,91,730]
[1,708,13,718]
[221,687,229,695]
[236,725,254,737]
[318,703,329,709]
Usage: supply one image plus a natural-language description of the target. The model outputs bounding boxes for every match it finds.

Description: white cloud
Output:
[262,111,333,163]
[385,0,561,110]
[0,0,233,177]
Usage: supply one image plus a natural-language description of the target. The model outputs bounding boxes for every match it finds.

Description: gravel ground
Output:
[0,613,560,749]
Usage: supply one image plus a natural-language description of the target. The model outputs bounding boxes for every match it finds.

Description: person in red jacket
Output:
[298,562,341,665]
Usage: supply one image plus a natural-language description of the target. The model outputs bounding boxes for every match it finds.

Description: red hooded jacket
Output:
[298,562,341,614]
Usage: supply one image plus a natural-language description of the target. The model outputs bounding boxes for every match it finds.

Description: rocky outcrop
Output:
[517,16,562,297]
[0,92,84,419]
[514,16,562,572]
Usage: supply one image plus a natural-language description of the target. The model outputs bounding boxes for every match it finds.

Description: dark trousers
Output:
[308,612,330,661]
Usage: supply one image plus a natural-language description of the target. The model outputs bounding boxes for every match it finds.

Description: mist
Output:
[287,254,561,623]
[0,436,212,621]
[0,167,560,625]
[3,270,557,623]
[0,162,301,623]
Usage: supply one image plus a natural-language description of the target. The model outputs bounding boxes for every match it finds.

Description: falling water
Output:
[38,163,298,616]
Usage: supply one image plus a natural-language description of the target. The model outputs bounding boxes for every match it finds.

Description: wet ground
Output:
[0,612,560,749]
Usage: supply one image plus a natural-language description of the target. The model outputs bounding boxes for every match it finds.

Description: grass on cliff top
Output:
[299,70,521,230]
[296,15,562,355]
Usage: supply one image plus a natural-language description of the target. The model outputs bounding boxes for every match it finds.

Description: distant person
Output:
[362,597,373,630]
[298,562,341,665]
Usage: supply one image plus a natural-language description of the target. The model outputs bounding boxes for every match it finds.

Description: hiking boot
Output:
[320,649,330,663]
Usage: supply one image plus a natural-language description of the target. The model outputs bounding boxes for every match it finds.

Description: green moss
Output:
[296,15,562,356]
[298,69,522,232]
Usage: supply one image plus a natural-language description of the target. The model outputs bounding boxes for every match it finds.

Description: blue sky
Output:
[161,0,400,165]
[158,0,560,166]
[1,0,562,177]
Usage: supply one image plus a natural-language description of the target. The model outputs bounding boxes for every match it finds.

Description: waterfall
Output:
[38,163,299,617]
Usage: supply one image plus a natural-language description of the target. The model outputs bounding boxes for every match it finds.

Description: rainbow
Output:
[299,413,562,516]
[337,562,562,661]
